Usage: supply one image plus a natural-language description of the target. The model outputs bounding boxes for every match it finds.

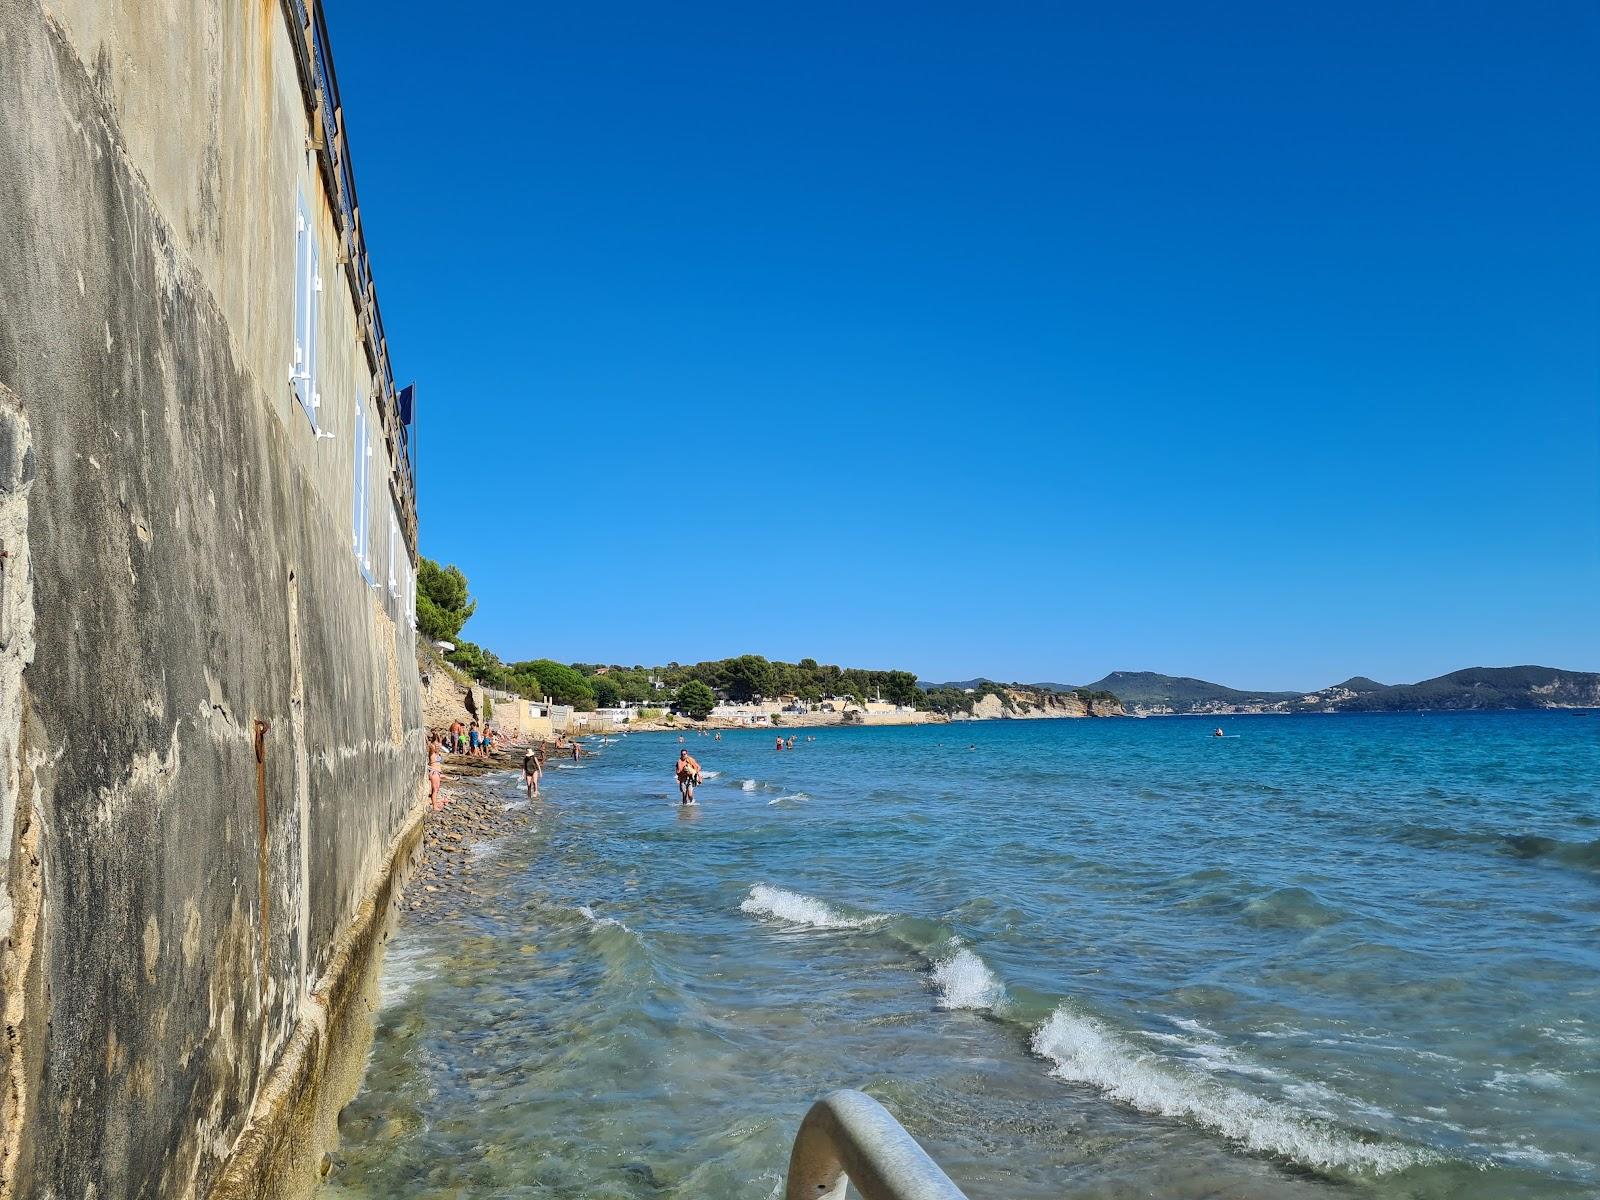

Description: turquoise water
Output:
[324,713,1600,1199]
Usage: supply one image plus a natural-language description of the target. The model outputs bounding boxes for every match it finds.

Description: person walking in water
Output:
[676,748,702,804]
[522,745,541,798]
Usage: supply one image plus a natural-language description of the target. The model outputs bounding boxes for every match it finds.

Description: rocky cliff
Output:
[957,688,1125,720]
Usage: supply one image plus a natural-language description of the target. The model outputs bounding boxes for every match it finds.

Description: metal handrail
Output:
[784,1091,970,1200]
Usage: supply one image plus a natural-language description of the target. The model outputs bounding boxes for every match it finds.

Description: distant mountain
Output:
[1068,671,1301,712]
[1078,665,1600,715]
[1297,666,1600,714]
[1329,676,1388,693]
[926,666,1600,715]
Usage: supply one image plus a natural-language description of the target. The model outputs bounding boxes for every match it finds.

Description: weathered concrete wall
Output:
[0,0,424,1196]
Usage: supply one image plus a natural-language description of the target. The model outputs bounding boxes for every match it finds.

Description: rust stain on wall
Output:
[253,718,270,1004]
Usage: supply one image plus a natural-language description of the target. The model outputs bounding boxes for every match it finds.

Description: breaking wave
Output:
[377,939,432,1010]
[929,944,1007,1011]
[740,885,888,930]
[576,904,631,932]
[1029,1006,1438,1175]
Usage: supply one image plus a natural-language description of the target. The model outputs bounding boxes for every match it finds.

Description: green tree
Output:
[445,639,511,688]
[676,679,716,720]
[617,675,652,704]
[723,654,775,702]
[416,558,476,642]
[509,659,597,710]
[590,675,622,708]
[882,670,922,707]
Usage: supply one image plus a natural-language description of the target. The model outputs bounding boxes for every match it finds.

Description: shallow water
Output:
[323,712,1600,1199]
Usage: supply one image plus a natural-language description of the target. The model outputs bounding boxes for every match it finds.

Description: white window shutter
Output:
[351,399,364,556]
[306,242,320,407]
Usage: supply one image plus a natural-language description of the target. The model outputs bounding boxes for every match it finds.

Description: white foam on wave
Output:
[1030,1006,1439,1174]
[701,770,721,779]
[1536,1022,1595,1048]
[1488,1068,1571,1093]
[576,904,631,932]
[768,792,809,805]
[378,939,431,1010]
[741,779,759,792]
[929,945,1007,1011]
[1153,1022,1291,1085]
[739,884,888,930]
[471,836,509,861]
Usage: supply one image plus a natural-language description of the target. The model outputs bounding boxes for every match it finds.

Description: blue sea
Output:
[323,712,1600,1199]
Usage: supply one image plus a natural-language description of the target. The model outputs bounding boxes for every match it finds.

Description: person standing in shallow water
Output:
[676,748,702,804]
[522,746,540,798]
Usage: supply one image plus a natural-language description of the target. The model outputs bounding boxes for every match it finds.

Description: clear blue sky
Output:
[329,1,1598,689]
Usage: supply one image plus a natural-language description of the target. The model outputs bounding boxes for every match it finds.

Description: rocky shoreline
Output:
[404,744,549,919]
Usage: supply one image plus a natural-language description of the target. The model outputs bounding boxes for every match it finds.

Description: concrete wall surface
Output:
[0,0,424,1196]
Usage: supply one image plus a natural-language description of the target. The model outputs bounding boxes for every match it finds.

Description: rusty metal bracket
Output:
[254,719,272,1001]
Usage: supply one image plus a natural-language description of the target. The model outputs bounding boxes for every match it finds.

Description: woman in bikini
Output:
[427,732,445,811]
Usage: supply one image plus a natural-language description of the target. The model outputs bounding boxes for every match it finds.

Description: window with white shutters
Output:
[351,396,366,562]
[361,428,375,585]
[292,190,321,428]
[387,511,400,599]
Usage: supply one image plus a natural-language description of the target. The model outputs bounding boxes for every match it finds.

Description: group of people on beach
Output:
[430,719,817,812]
[425,721,543,812]
[426,725,501,811]
[443,719,497,758]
